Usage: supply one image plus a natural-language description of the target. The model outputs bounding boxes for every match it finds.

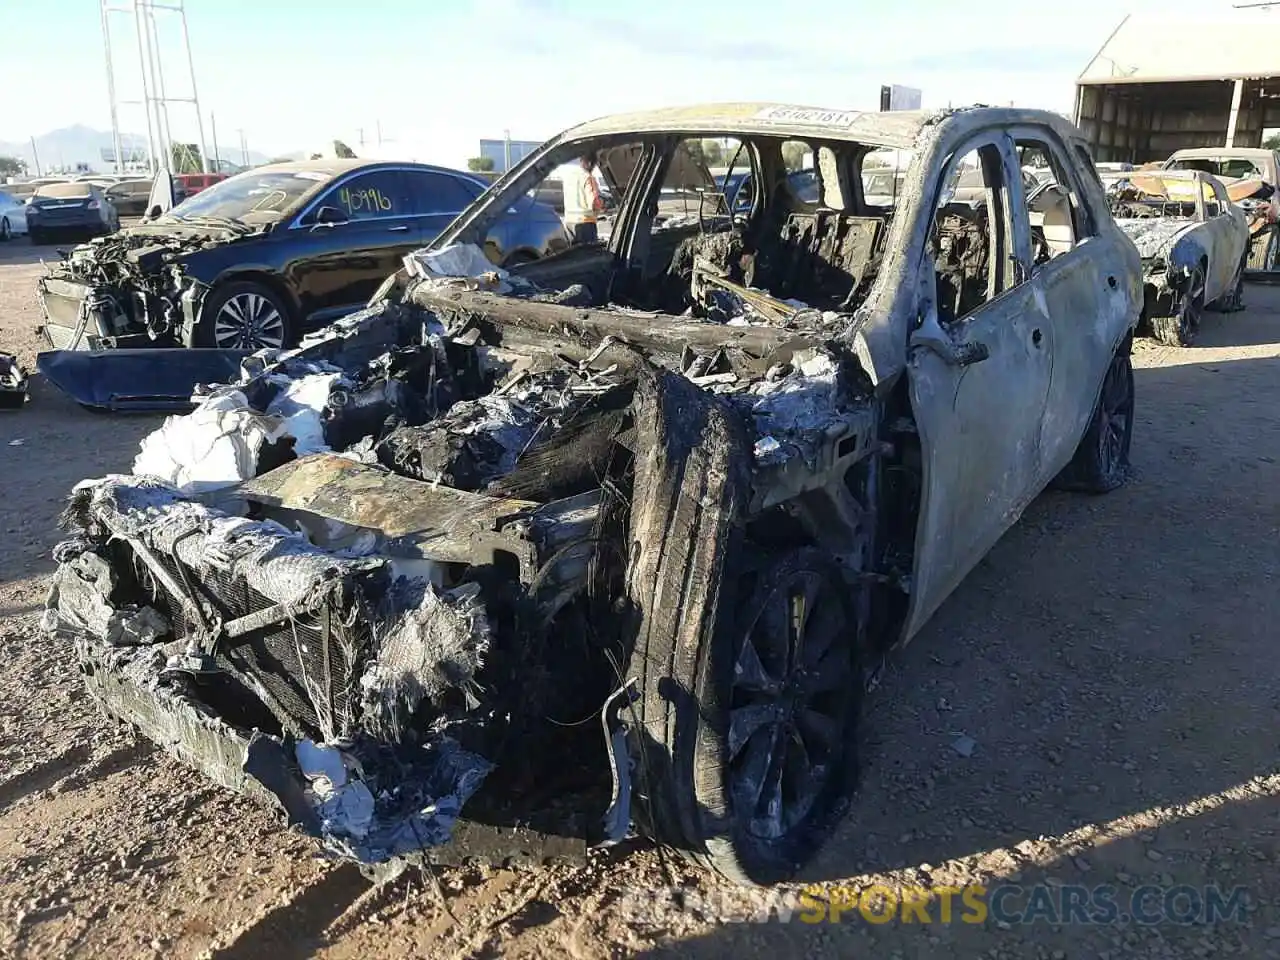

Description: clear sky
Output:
[0,0,1220,167]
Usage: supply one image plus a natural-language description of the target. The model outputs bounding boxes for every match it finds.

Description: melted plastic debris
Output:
[133,388,287,493]
[297,740,376,839]
[321,737,493,863]
[741,350,842,458]
[753,435,786,465]
[361,580,492,743]
[405,242,522,295]
[264,372,342,455]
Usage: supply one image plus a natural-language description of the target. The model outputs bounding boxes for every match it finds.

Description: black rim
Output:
[729,566,850,841]
[1098,354,1133,475]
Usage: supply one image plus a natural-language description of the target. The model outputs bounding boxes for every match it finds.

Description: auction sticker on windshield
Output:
[753,106,859,127]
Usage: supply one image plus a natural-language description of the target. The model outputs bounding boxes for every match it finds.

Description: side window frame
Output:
[403,169,482,216]
[311,169,413,224]
[924,129,1030,320]
[1014,126,1098,240]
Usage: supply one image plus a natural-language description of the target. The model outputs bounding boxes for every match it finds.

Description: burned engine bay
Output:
[43,159,933,870]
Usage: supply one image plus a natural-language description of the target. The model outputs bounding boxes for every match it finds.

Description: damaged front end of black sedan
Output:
[36,230,227,351]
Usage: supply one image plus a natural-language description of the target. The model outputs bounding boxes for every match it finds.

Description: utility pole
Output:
[100,0,124,172]
[503,128,511,172]
[237,129,248,168]
[210,111,220,172]
[376,119,383,147]
[101,0,208,175]
[29,137,42,177]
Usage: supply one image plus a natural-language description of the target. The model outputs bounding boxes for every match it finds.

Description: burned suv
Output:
[46,104,1141,885]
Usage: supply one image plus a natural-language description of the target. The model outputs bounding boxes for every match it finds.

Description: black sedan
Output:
[37,160,569,351]
[26,182,120,244]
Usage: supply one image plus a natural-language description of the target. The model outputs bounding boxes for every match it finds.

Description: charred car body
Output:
[36,161,569,353]
[1162,148,1280,274]
[45,104,1141,885]
[1103,170,1248,346]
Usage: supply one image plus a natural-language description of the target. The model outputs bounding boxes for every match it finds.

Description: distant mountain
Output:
[0,124,275,174]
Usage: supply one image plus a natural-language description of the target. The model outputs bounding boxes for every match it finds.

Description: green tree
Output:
[169,143,204,174]
[0,156,25,177]
[701,139,724,166]
[466,156,495,172]
[781,141,808,172]
[332,139,357,159]
[1264,133,1280,151]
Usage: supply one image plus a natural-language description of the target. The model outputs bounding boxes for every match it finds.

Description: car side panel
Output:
[905,281,1054,641]
[283,218,427,325]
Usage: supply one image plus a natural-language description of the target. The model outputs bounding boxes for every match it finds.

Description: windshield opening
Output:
[1104,173,1206,220]
[164,169,333,224]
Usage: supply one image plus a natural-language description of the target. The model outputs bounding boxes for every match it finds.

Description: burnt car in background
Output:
[1103,170,1248,346]
[36,160,569,351]
[46,104,1140,885]
[26,181,120,244]
[1162,147,1280,273]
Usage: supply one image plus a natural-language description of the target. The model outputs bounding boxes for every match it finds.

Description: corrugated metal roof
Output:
[1079,13,1280,85]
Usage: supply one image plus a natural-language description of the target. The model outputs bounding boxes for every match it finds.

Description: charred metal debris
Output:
[44,225,919,875]
[0,352,27,409]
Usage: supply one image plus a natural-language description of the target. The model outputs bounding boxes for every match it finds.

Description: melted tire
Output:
[1054,342,1135,494]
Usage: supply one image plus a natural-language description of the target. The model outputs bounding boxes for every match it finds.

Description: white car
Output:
[0,190,29,240]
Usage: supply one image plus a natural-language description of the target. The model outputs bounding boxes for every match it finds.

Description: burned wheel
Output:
[1262,229,1280,273]
[728,553,858,847]
[1214,254,1246,313]
[636,546,862,886]
[1151,265,1204,347]
[195,281,292,350]
[1054,343,1134,494]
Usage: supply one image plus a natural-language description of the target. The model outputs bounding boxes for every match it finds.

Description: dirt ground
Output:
[1,233,1279,959]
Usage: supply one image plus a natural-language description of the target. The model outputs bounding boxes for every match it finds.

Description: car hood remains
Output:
[1113,217,1195,261]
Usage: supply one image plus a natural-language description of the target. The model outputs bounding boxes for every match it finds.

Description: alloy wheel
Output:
[728,564,851,842]
[1097,352,1134,479]
[213,292,285,349]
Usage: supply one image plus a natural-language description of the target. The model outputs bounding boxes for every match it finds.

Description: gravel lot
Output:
[1,233,1278,959]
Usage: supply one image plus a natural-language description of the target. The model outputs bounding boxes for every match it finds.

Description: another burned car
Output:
[1103,170,1248,346]
[36,161,569,352]
[1163,147,1280,273]
[45,104,1141,885]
